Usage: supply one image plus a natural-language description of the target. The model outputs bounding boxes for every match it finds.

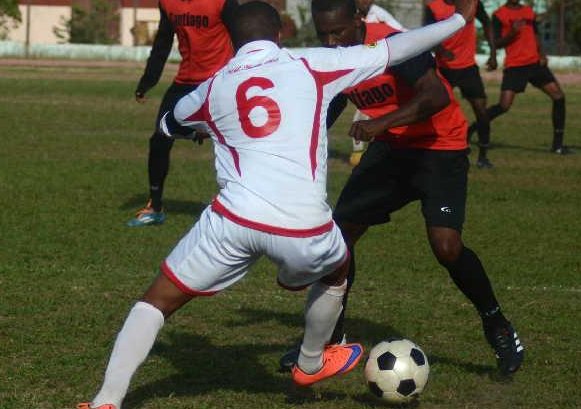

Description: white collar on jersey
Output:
[235,40,280,57]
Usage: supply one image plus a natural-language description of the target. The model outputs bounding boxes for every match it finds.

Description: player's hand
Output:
[510,19,526,34]
[349,118,386,142]
[440,48,455,61]
[453,0,477,23]
[192,131,211,145]
[539,54,548,67]
[135,91,147,104]
[486,55,498,71]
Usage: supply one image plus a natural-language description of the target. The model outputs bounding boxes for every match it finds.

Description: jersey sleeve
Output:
[292,13,465,96]
[135,6,174,95]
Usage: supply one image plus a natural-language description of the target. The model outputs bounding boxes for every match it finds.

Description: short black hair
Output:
[229,1,282,50]
[311,0,357,16]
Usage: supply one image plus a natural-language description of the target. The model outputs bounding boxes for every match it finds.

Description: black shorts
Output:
[155,82,200,126]
[439,65,486,100]
[333,142,469,232]
[501,63,556,93]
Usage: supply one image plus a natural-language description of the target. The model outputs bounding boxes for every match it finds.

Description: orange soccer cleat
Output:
[291,343,363,387]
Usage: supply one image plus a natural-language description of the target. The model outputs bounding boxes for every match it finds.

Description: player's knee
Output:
[320,253,350,287]
[432,238,463,267]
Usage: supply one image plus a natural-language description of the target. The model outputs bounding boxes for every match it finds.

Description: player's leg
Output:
[128,83,198,227]
[272,226,363,386]
[87,274,192,409]
[419,150,523,374]
[531,66,568,153]
[468,97,493,168]
[467,66,524,139]
[279,142,402,372]
[82,207,256,408]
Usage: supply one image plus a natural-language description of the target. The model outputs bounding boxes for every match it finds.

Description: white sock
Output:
[352,139,365,152]
[92,301,164,409]
[298,280,347,374]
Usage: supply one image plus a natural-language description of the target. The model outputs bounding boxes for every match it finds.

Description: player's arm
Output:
[159,81,211,141]
[533,18,548,66]
[492,14,522,49]
[135,5,174,102]
[476,1,497,70]
[423,4,455,61]
[349,52,450,142]
[221,0,239,33]
[327,94,348,129]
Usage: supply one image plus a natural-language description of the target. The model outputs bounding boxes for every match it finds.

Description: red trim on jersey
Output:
[277,279,309,291]
[212,198,334,238]
[161,261,219,297]
[298,58,354,180]
[186,77,242,176]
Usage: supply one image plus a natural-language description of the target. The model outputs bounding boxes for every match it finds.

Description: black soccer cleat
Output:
[279,344,300,373]
[476,157,494,169]
[551,146,574,155]
[484,322,524,375]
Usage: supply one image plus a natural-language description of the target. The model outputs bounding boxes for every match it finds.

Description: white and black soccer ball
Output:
[364,338,430,403]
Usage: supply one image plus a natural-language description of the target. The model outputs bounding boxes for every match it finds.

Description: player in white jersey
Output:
[348,0,406,166]
[77,1,475,408]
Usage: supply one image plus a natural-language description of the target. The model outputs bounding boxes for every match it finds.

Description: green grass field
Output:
[0,63,580,409]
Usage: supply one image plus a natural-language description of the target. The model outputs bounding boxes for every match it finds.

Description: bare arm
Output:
[349,54,450,142]
[135,6,174,102]
[476,1,497,70]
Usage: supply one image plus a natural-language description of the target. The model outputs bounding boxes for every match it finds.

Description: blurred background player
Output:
[467,0,569,154]
[128,0,239,227]
[280,0,524,376]
[77,2,474,407]
[349,0,405,166]
[425,0,497,169]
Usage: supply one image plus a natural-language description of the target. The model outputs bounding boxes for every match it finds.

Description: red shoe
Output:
[291,343,363,387]
[76,403,117,409]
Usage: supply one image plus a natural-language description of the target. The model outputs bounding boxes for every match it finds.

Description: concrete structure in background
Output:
[4,0,425,47]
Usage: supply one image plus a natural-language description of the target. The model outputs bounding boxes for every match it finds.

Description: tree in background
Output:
[0,0,21,40]
[54,0,118,44]
[550,0,581,54]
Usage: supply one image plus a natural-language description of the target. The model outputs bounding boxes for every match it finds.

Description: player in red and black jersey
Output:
[279,0,524,375]
[425,0,497,168]
[128,0,239,227]
[469,0,569,154]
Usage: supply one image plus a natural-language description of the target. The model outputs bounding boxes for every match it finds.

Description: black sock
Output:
[552,98,566,149]
[445,246,502,321]
[148,132,174,212]
[476,119,490,160]
[487,104,507,122]
[329,246,355,344]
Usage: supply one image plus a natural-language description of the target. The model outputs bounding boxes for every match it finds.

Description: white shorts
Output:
[162,206,348,295]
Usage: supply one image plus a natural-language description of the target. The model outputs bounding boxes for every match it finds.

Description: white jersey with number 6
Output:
[169,39,393,236]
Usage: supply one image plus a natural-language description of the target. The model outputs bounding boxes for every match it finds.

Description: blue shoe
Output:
[127,201,166,227]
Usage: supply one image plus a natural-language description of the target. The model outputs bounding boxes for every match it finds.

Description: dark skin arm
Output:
[533,20,548,66]
[349,68,450,142]
[135,6,174,103]
[476,1,497,70]
[492,14,524,49]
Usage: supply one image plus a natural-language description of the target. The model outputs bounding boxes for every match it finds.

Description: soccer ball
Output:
[364,338,430,403]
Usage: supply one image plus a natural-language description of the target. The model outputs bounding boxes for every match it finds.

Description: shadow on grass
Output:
[329,146,351,163]
[483,142,580,153]
[119,194,207,217]
[123,330,348,408]
[122,310,500,407]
